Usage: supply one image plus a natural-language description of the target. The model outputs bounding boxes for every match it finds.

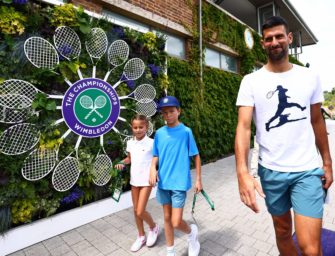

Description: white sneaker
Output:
[188,224,200,256]
[166,247,176,256]
[130,236,146,252]
[146,223,159,247]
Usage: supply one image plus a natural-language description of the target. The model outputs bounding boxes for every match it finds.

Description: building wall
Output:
[70,0,193,34]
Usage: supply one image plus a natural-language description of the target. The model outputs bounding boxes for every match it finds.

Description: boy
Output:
[149,96,202,256]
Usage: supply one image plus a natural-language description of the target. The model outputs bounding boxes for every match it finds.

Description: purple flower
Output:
[148,64,161,78]
[112,26,125,39]
[126,80,135,90]
[60,187,84,205]
[13,0,28,4]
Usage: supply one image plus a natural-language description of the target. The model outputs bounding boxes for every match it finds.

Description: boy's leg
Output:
[136,186,155,229]
[171,207,191,233]
[163,204,174,246]
[131,186,145,236]
[294,213,322,256]
[272,211,298,256]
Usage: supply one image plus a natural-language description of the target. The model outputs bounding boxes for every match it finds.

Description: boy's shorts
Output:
[156,188,187,208]
[258,164,325,218]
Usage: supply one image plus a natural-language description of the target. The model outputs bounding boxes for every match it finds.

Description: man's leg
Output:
[272,210,298,256]
[294,213,322,256]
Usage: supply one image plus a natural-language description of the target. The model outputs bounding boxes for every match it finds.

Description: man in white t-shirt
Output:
[235,16,333,256]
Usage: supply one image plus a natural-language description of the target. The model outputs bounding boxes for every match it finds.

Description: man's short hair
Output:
[262,16,289,36]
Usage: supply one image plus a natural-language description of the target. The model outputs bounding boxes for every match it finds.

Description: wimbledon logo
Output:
[62,78,120,138]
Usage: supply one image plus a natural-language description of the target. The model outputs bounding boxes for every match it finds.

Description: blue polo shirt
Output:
[153,123,199,191]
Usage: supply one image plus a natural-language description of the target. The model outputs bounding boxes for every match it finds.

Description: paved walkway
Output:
[8,155,335,256]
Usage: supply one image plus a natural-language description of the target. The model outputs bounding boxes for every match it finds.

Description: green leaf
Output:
[45,101,56,111]
[79,24,91,34]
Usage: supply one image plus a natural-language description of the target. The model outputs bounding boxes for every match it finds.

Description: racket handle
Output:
[92,66,96,78]
[77,68,83,80]
[104,70,111,81]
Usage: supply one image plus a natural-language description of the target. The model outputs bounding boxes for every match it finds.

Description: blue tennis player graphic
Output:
[265,85,306,131]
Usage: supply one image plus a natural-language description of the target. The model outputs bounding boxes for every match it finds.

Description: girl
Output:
[115,114,159,252]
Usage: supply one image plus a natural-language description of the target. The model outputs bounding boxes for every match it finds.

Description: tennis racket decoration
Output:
[119,84,156,103]
[1,27,160,192]
[52,136,82,192]
[24,37,72,86]
[53,26,83,79]
[122,136,133,155]
[0,123,40,155]
[85,27,108,78]
[92,135,112,186]
[104,40,129,81]
[112,58,145,89]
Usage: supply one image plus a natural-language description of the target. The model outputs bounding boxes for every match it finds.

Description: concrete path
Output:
[8,155,335,256]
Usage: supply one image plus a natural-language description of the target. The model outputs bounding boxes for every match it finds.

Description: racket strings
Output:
[135,101,157,117]
[0,94,32,109]
[25,38,59,69]
[0,124,39,155]
[134,84,156,103]
[108,40,129,66]
[0,106,29,124]
[52,157,80,192]
[22,148,57,181]
[2,80,39,101]
[93,155,112,186]
[123,58,145,80]
[86,28,108,59]
[54,27,81,59]
[94,96,107,108]
[80,95,94,109]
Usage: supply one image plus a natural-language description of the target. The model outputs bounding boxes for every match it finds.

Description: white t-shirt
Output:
[236,64,324,172]
[126,136,153,186]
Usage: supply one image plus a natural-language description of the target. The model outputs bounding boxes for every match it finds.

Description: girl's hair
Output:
[131,114,149,126]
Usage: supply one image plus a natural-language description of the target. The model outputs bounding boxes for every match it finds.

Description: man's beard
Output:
[267,46,288,61]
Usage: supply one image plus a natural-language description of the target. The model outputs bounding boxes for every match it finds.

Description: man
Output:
[235,16,333,256]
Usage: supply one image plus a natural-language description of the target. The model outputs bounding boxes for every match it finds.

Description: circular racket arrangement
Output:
[0,26,157,192]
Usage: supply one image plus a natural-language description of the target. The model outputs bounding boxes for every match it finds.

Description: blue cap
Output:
[158,96,180,109]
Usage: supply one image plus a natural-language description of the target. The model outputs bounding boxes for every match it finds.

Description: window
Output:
[205,48,238,73]
[257,3,278,33]
[165,33,186,59]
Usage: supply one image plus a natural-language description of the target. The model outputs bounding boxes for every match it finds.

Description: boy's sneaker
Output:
[188,224,200,256]
[130,236,146,252]
[146,223,160,247]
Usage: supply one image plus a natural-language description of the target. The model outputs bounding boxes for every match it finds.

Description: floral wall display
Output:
[0,0,167,233]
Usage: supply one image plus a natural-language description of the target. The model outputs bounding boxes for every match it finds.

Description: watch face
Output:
[244,28,254,49]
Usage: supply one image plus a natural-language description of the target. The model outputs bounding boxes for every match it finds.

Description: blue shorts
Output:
[156,188,187,208]
[258,165,325,218]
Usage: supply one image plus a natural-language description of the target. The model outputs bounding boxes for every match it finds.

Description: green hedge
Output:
[167,58,241,162]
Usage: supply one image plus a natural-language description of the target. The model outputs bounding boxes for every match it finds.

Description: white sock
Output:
[139,235,145,241]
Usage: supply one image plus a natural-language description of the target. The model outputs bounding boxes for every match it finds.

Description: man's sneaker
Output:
[188,224,200,256]
[146,223,159,247]
[130,236,146,252]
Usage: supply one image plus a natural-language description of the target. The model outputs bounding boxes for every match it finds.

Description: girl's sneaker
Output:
[146,224,160,247]
[130,236,146,252]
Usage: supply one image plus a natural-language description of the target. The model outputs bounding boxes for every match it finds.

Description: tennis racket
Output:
[92,135,112,186]
[112,58,145,89]
[0,123,40,155]
[1,79,64,100]
[0,94,32,110]
[112,117,132,137]
[119,84,156,103]
[52,135,82,192]
[104,40,129,81]
[191,189,215,224]
[53,26,83,79]
[21,127,71,181]
[147,120,154,136]
[266,90,276,99]
[0,106,30,124]
[79,95,106,119]
[120,101,157,117]
[24,37,72,86]
[85,27,108,78]
[122,135,133,155]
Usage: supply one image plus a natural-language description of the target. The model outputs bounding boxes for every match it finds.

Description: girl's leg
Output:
[163,204,174,246]
[136,186,155,229]
[131,186,145,236]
